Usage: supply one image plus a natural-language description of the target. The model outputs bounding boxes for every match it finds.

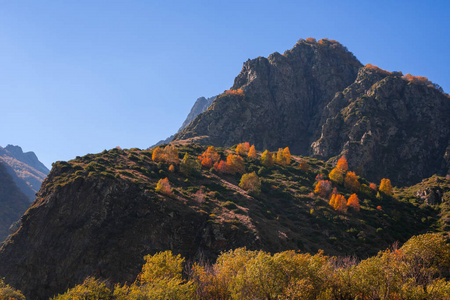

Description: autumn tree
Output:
[329,168,344,184]
[226,154,245,174]
[347,194,360,212]
[239,172,261,195]
[336,156,348,172]
[152,146,164,162]
[198,146,220,168]
[152,145,179,165]
[369,183,377,191]
[379,178,393,196]
[156,178,172,195]
[275,147,291,166]
[248,145,257,159]
[344,171,360,192]
[314,180,332,197]
[261,150,274,167]
[235,142,250,156]
[329,194,347,212]
[168,165,175,172]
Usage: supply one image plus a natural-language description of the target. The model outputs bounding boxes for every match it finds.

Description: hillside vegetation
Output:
[1,143,448,299]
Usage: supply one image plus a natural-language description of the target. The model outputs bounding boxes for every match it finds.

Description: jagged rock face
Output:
[174,39,362,154]
[179,96,216,131]
[312,67,450,185]
[0,145,49,201]
[174,40,450,186]
[0,163,29,241]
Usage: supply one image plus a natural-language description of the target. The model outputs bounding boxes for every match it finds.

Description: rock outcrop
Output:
[174,39,450,186]
[175,39,362,155]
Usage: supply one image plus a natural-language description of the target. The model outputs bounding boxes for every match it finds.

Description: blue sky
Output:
[1,1,449,168]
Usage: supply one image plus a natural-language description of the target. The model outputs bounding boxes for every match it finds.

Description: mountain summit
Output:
[174,38,450,186]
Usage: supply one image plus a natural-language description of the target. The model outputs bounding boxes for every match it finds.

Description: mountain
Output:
[0,145,50,201]
[0,144,444,299]
[174,38,450,186]
[0,162,30,242]
[151,96,216,147]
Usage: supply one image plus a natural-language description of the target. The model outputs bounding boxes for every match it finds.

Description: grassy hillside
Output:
[44,143,442,258]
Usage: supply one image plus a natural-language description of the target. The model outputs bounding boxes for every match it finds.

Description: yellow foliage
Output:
[344,171,360,192]
[248,145,257,159]
[379,178,393,196]
[156,178,172,195]
[261,150,273,167]
[329,167,344,184]
[239,172,261,195]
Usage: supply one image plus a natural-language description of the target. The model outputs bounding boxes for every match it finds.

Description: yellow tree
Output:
[379,178,393,196]
[156,178,172,195]
[239,172,261,195]
[248,145,257,159]
[283,147,291,165]
[329,168,344,184]
[261,150,274,167]
[164,144,179,165]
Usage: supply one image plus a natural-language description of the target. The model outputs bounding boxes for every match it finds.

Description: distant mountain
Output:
[0,162,29,242]
[174,38,450,186]
[151,96,216,147]
[0,145,49,201]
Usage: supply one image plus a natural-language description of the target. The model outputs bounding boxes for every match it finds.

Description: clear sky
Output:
[1,1,449,168]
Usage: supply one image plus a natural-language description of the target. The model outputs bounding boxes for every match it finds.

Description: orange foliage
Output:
[347,194,360,212]
[336,156,348,172]
[152,147,164,162]
[152,145,179,165]
[314,180,332,197]
[379,178,393,196]
[369,183,377,191]
[198,146,220,168]
[226,154,245,174]
[365,64,392,75]
[155,178,172,195]
[215,160,228,173]
[298,159,309,172]
[248,145,257,159]
[235,142,250,155]
[225,89,245,97]
[329,194,347,212]
[376,205,383,211]
[344,171,360,192]
[261,150,273,167]
[168,164,175,172]
[305,37,316,43]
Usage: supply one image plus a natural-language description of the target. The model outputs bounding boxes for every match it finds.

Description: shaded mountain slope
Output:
[0,162,30,241]
[0,144,442,299]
